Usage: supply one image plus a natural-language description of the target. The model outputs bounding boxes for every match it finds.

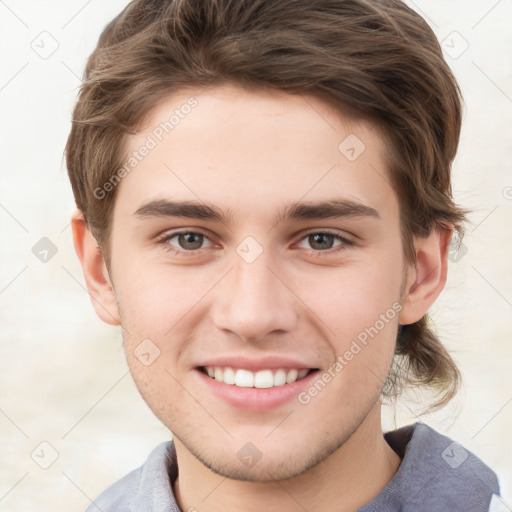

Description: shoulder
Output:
[85,465,142,511]
[359,422,501,512]
[85,441,177,512]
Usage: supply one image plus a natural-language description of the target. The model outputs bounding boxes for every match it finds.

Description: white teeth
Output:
[223,367,236,385]
[254,370,274,388]
[214,367,224,383]
[297,369,309,379]
[286,369,298,384]
[235,369,254,388]
[204,366,311,388]
[273,369,287,387]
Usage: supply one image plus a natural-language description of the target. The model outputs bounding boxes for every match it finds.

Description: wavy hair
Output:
[65,0,468,410]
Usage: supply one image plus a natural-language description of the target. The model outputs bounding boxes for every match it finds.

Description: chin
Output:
[196,451,318,483]
[174,425,355,483]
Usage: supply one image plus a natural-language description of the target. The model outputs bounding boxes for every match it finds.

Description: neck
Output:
[171,403,401,512]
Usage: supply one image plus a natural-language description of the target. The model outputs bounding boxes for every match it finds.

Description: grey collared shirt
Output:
[86,422,500,511]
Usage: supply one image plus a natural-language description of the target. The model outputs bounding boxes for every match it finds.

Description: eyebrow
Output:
[133,198,380,225]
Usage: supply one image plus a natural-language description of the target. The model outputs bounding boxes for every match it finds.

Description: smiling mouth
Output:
[198,366,317,389]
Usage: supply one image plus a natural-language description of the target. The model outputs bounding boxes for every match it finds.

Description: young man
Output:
[66,0,501,510]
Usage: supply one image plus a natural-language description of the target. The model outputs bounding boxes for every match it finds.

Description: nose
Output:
[211,247,298,343]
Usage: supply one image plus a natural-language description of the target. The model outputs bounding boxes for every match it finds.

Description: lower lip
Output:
[195,369,319,411]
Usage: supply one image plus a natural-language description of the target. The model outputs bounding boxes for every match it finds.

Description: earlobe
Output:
[71,209,121,326]
[399,227,452,326]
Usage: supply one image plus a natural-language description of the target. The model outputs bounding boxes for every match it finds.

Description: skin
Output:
[72,83,451,512]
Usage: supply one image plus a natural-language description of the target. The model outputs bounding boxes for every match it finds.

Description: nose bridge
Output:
[212,238,297,341]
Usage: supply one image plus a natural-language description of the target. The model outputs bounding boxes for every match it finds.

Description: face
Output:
[106,83,408,481]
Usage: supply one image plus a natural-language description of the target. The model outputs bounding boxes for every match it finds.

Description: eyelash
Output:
[156,230,355,258]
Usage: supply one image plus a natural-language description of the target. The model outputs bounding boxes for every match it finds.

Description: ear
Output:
[71,209,121,326]
[399,227,452,325]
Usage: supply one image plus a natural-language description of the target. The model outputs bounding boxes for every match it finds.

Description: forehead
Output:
[114,83,398,225]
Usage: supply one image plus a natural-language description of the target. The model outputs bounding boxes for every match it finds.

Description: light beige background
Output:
[1,0,511,510]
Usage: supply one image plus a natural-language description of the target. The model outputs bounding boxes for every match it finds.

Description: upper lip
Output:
[197,355,318,372]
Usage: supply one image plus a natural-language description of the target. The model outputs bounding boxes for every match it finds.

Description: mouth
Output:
[198,366,317,389]
[194,356,322,410]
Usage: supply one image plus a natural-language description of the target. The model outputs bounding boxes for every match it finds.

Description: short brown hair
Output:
[65,0,468,409]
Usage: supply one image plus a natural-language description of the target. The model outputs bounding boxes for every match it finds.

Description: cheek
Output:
[113,260,209,336]
[125,355,184,425]
[296,249,403,384]
[304,257,402,335]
